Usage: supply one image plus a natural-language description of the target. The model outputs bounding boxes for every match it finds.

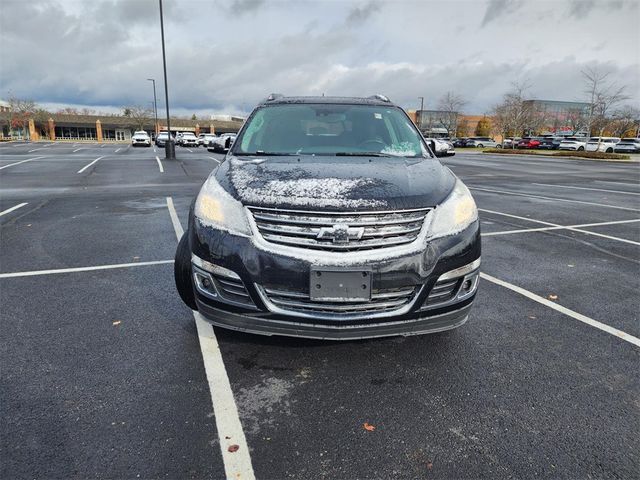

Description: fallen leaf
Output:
[426,461,433,471]
[225,436,231,440]
[547,294,558,301]
[228,444,240,453]
[112,320,121,326]
[363,422,376,431]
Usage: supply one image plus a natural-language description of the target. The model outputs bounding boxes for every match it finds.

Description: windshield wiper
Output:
[235,151,297,156]
[335,152,394,157]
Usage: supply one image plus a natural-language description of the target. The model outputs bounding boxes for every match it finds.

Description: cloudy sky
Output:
[1,0,638,117]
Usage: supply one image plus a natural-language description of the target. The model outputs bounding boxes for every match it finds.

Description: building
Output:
[0,111,243,141]
[522,99,590,135]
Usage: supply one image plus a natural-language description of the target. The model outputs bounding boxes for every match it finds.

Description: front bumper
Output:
[187,209,481,339]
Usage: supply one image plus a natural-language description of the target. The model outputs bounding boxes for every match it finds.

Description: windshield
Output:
[233,103,430,157]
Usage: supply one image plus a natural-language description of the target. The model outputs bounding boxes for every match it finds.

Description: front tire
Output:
[578,146,584,151]
[174,232,197,310]
[606,148,613,153]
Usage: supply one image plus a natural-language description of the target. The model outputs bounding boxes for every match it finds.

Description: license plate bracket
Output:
[309,268,372,302]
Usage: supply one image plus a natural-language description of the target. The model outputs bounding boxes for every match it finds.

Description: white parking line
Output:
[0,202,28,217]
[77,156,105,174]
[155,156,164,173]
[0,156,45,171]
[115,148,121,153]
[595,180,640,188]
[532,183,640,196]
[481,273,640,347]
[470,186,640,213]
[73,148,83,153]
[186,148,193,153]
[0,260,173,279]
[208,156,221,163]
[479,208,640,245]
[27,144,52,152]
[166,196,255,480]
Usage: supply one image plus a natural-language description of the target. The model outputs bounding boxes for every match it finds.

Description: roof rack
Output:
[265,93,284,102]
[368,94,391,103]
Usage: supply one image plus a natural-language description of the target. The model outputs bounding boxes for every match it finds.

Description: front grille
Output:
[248,206,431,252]
[262,285,417,317]
[426,278,460,305]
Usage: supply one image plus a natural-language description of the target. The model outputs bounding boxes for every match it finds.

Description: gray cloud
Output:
[230,0,265,14]
[481,0,523,27]
[1,0,637,117]
[346,1,382,25]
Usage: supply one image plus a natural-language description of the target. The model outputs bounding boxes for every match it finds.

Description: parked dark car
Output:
[173,94,481,340]
[517,137,542,149]
[537,137,563,150]
[453,138,468,148]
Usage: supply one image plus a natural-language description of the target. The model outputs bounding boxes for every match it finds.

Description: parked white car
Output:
[425,137,455,156]
[465,137,499,148]
[207,133,236,153]
[178,132,198,147]
[131,130,151,147]
[614,138,640,154]
[585,137,620,153]
[198,133,217,147]
[558,137,587,151]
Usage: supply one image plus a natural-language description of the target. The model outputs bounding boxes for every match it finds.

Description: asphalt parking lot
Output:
[1,142,638,479]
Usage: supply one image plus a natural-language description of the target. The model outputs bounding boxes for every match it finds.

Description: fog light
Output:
[462,279,472,291]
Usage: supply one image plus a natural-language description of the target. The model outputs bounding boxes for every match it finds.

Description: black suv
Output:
[174,95,481,340]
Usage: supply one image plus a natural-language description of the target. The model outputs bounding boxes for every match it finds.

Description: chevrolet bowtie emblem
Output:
[317,224,365,244]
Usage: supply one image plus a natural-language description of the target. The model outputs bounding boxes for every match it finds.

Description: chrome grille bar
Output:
[248,206,430,252]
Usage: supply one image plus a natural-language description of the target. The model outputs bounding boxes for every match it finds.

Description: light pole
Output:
[158,0,175,159]
[147,78,158,138]
[418,96,424,130]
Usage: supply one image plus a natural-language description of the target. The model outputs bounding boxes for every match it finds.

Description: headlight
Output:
[428,179,478,239]
[194,175,252,236]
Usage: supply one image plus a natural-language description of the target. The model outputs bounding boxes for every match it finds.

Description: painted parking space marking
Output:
[479,208,640,245]
[471,186,640,212]
[156,156,164,173]
[532,183,640,196]
[186,148,193,153]
[595,180,640,188]
[115,148,121,153]
[481,273,640,347]
[208,156,221,163]
[166,196,255,480]
[0,156,46,171]
[77,156,106,174]
[27,144,53,152]
[0,260,173,279]
[0,202,28,218]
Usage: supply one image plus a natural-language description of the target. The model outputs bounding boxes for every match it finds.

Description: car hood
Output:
[213,155,456,211]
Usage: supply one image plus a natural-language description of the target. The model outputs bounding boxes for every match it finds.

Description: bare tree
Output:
[57,107,80,115]
[610,106,640,137]
[7,95,37,138]
[491,80,546,147]
[436,92,467,137]
[122,105,153,130]
[564,107,588,135]
[581,67,629,144]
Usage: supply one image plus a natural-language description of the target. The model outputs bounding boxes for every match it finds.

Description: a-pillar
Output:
[48,118,56,141]
[195,124,200,136]
[209,124,215,134]
[28,118,38,140]
[96,119,103,142]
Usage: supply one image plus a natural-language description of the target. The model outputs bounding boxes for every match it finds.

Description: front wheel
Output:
[578,146,584,151]
[174,232,197,310]
[606,148,613,153]
[477,144,484,148]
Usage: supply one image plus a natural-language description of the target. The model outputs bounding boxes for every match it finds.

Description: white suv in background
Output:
[178,132,198,147]
[614,138,640,153]
[131,131,151,147]
[585,137,620,153]
[465,137,499,148]
[198,133,217,147]
[558,137,587,151]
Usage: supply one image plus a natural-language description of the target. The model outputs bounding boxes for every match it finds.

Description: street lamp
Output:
[418,96,424,130]
[147,78,158,138]
[158,0,175,159]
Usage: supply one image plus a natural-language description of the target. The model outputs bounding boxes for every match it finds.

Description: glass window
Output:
[235,104,430,157]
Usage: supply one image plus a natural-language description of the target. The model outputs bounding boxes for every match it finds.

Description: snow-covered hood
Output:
[214,155,456,211]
